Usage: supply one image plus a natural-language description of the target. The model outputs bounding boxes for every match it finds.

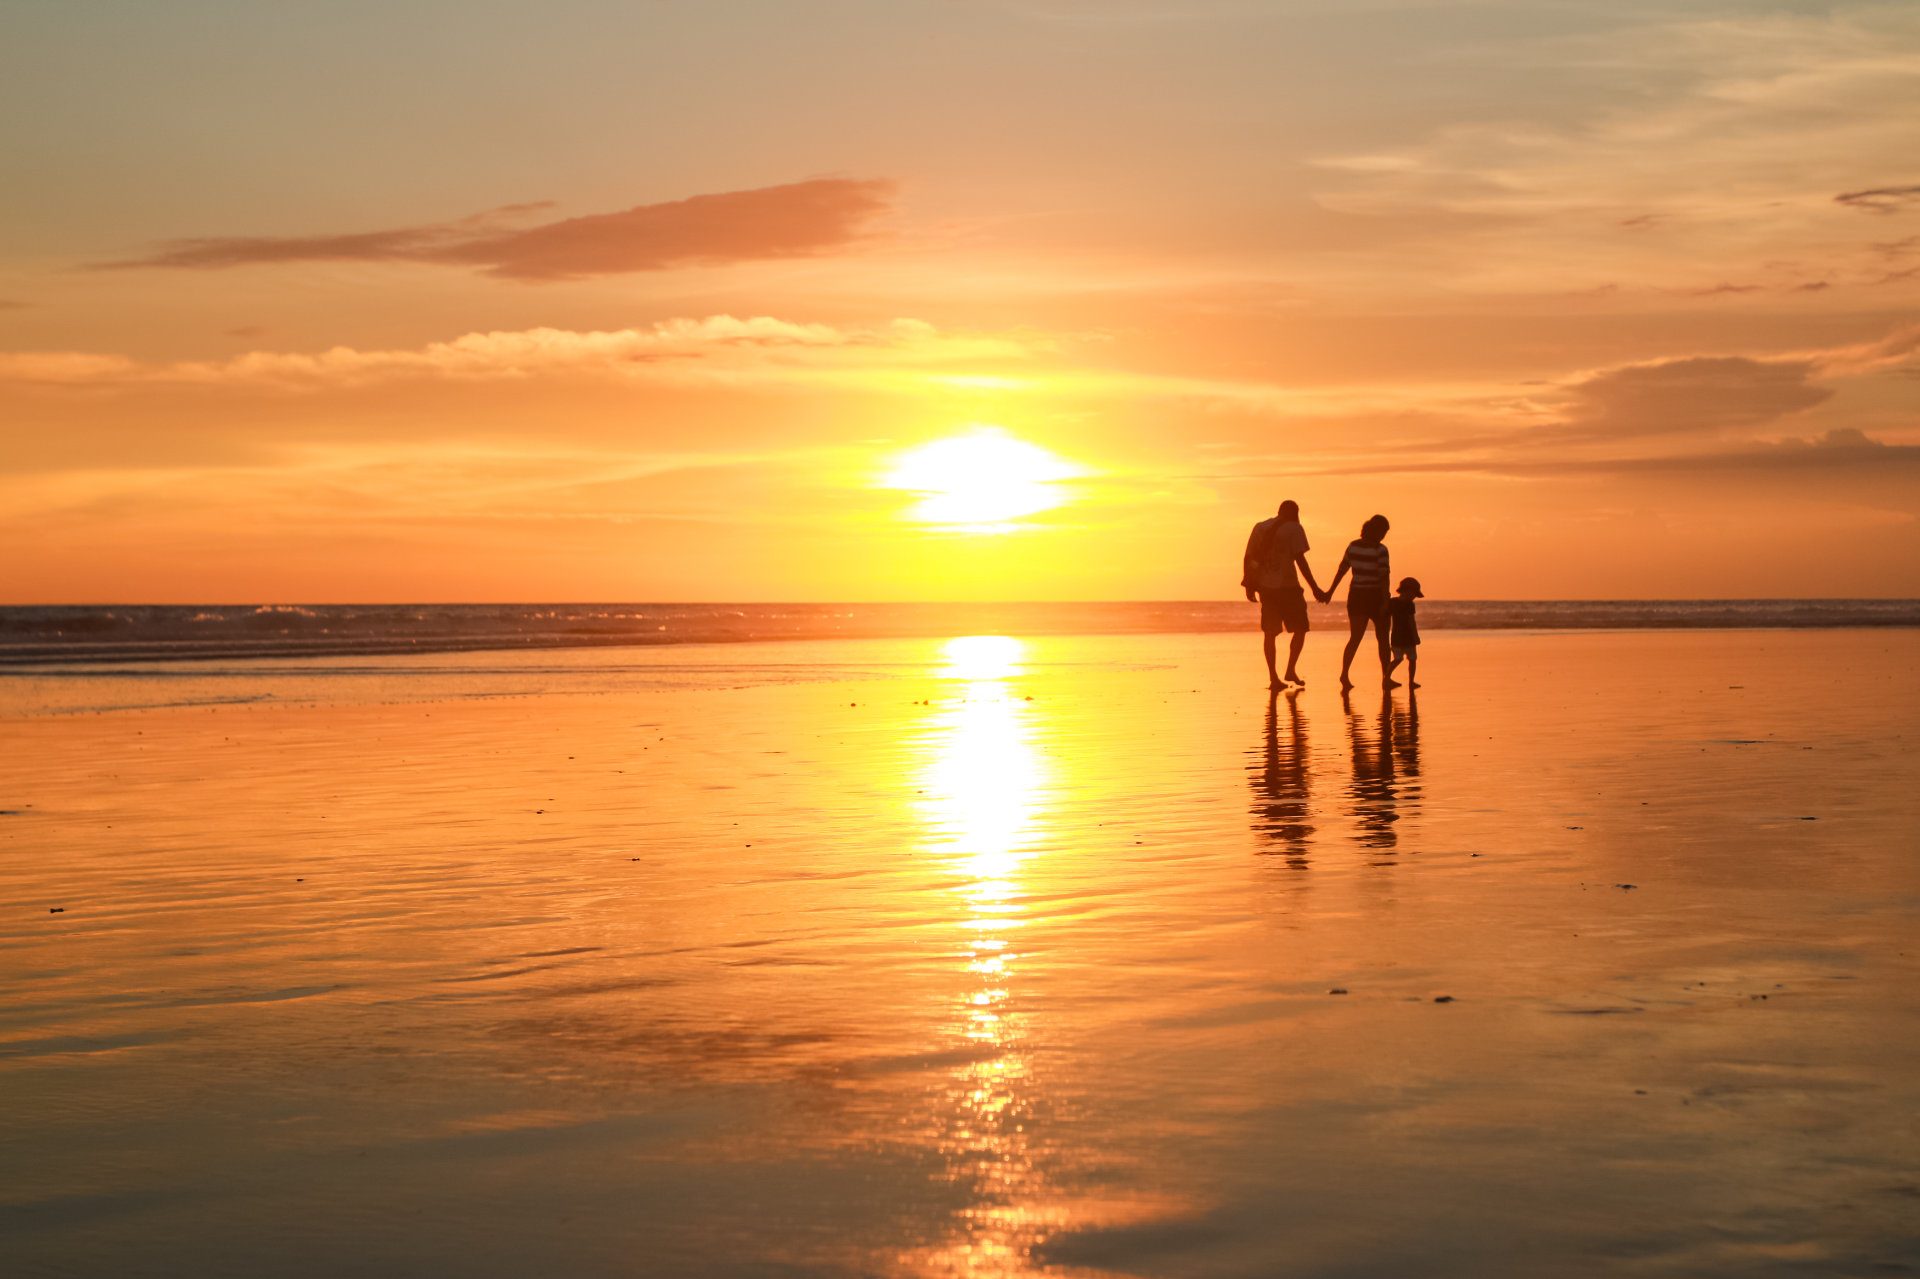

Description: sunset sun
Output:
[883,427,1084,531]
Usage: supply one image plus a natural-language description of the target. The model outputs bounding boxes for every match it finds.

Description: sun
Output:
[883,427,1084,531]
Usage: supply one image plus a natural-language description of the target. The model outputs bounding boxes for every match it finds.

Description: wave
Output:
[1,600,1915,666]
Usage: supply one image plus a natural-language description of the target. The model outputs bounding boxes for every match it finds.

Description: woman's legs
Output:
[1339,612,1367,688]
[1341,593,1388,689]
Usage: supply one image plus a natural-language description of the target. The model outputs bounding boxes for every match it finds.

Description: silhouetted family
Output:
[1242,500,1422,692]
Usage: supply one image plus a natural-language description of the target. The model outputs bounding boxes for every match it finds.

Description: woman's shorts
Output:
[1259,587,1309,635]
[1347,588,1389,625]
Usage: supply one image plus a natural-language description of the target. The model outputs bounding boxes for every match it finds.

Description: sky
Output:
[1,0,1916,602]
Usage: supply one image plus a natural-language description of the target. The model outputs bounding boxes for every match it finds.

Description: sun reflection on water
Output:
[908,636,1059,1275]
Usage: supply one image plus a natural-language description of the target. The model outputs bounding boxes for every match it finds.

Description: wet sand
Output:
[3,629,1917,1277]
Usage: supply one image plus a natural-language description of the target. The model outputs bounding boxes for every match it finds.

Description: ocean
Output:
[3,599,1916,665]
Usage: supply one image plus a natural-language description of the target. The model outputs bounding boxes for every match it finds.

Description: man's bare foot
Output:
[1410,681,1421,689]
[1269,677,1284,691]
[1339,676,1354,691]
[1284,672,1306,687]
[1384,678,1403,689]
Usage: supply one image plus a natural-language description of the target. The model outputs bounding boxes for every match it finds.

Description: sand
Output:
[2,628,1917,1277]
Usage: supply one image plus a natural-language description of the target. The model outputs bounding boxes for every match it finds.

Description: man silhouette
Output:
[1242,499,1328,690]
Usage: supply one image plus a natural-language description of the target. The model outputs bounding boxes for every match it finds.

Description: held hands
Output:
[1245,586,1259,603]
[1313,588,1331,604]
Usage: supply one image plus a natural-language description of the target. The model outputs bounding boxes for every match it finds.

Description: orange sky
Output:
[2,0,1917,601]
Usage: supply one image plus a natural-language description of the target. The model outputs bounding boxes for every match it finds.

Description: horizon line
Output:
[4,597,1918,609]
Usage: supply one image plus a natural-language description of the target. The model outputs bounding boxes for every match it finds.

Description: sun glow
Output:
[883,426,1083,531]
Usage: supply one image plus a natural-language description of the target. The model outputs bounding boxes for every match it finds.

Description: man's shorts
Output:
[1259,587,1309,635]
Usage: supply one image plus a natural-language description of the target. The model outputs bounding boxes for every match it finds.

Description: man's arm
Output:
[1294,552,1325,602]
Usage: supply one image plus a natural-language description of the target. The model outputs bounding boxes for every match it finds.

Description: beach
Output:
[3,627,1918,1277]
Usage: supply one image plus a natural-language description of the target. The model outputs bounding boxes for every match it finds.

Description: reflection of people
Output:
[1343,690,1397,851]
[1241,499,1327,691]
[1392,690,1421,788]
[1248,689,1313,866]
[1342,688,1420,851]
[1386,577,1423,689]
[1326,514,1394,691]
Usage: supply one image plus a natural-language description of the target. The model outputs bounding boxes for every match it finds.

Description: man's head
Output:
[1277,499,1299,522]
[1361,514,1390,542]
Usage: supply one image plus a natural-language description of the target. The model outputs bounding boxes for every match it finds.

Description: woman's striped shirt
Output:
[1341,539,1391,593]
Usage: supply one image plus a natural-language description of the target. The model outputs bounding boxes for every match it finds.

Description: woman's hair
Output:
[1361,514,1390,540]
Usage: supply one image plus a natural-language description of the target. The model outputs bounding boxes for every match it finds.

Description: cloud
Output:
[96,179,894,280]
[1557,354,1832,439]
[0,315,1041,388]
[1299,9,1920,297]
[1313,12,1920,220]
[1295,427,1920,483]
[1565,428,1920,476]
[1241,324,1920,483]
[1835,184,1920,214]
[1804,322,1920,376]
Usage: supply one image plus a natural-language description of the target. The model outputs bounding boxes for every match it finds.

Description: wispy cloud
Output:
[1593,428,1920,474]
[1303,8,1920,295]
[1836,183,1920,213]
[1803,322,1920,376]
[1287,426,1920,484]
[95,179,894,281]
[0,315,1041,388]
[1315,9,1920,214]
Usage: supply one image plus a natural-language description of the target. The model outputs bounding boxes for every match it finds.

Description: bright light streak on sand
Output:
[924,638,1041,882]
[911,634,1059,1274]
[884,427,1084,532]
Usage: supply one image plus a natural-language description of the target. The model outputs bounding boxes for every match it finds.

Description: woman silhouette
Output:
[1324,514,1396,691]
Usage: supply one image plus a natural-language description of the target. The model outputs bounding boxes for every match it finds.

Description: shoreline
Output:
[5,601,1920,668]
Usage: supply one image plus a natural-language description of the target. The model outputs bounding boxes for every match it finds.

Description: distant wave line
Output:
[2,600,1916,667]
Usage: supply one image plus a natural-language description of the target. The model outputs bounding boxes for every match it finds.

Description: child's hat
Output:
[1397,577,1423,597]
